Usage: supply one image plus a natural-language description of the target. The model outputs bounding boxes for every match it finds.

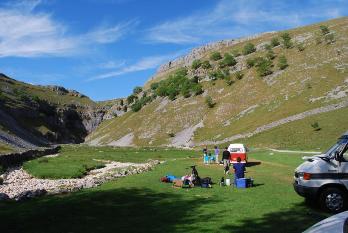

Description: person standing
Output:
[222,147,230,174]
[203,146,208,164]
[214,146,220,164]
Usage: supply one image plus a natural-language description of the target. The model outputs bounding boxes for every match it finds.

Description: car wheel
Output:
[319,187,346,213]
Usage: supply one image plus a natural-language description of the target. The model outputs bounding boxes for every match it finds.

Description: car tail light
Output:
[303,172,311,180]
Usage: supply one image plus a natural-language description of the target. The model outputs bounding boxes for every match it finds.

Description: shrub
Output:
[278,55,288,70]
[297,43,305,52]
[266,50,276,60]
[191,59,202,70]
[270,37,280,47]
[320,25,330,35]
[127,94,137,104]
[155,68,203,99]
[255,57,273,77]
[131,101,143,112]
[280,33,292,49]
[246,58,256,68]
[231,49,241,57]
[235,71,244,80]
[201,60,212,69]
[219,53,237,68]
[225,76,235,86]
[150,82,159,90]
[311,122,321,131]
[123,105,128,112]
[0,177,3,185]
[205,96,216,108]
[120,99,124,106]
[210,51,222,61]
[209,70,225,80]
[325,33,335,44]
[133,86,143,95]
[0,165,4,175]
[243,42,256,55]
[168,132,175,137]
[192,76,199,83]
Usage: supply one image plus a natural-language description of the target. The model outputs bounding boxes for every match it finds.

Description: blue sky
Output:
[0,0,347,101]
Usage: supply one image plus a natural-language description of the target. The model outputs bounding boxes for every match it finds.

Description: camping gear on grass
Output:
[236,178,254,188]
[200,177,212,188]
[160,177,169,182]
[173,179,184,188]
[225,178,231,186]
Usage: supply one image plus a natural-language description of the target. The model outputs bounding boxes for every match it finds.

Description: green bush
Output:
[201,60,212,69]
[243,42,256,55]
[270,37,280,47]
[280,33,292,49]
[320,25,330,35]
[324,33,335,44]
[210,52,222,61]
[133,86,143,95]
[297,43,305,52]
[219,53,237,68]
[154,68,203,100]
[278,55,288,70]
[127,94,137,104]
[120,99,124,106]
[150,82,159,90]
[225,76,235,86]
[131,96,153,112]
[311,122,321,131]
[231,49,241,57]
[209,70,226,80]
[235,71,244,80]
[168,132,175,137]
[123,105,128,112]
[266,50,276,60]
[205,96,216,108]
[246,58,256,68]
[191,59,202,70]
[255,57,273,77]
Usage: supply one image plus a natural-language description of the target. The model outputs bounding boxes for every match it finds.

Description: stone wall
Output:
[0,146,60,167]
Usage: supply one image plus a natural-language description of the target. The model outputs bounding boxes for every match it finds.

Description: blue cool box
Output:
[236,178,247,188]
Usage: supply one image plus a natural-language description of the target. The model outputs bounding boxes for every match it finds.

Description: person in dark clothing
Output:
[233,157,246,182]
[222,147,230,174]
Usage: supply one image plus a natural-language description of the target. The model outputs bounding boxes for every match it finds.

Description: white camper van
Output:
[294,131,348,213]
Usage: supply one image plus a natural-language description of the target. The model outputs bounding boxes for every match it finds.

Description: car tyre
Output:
[319,187,347,213]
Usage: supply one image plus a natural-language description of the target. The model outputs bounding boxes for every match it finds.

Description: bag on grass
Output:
[172,179,184,188]
[160,177,169,182]
[201,177,212,185]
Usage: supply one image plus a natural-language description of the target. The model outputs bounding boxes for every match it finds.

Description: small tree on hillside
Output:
[191,59,202,70]
[297,43,305,52]
[319,25,330,35]
[201,60,212,69]
[278,55,288,70]
[205,96,216,108]
[243,42,256,55]
[210,51,222,61]
[235,71,244,80]
[219,53,237,68]
[255,57,273,77]
[270,37,280,47]
[280,33,293,49]
[133,86,143,95]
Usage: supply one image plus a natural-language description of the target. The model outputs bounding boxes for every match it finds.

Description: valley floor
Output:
[0,146,329,233]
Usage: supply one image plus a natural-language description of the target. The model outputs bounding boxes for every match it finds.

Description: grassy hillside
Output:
[87,17,348,150]
[0,74,102,152]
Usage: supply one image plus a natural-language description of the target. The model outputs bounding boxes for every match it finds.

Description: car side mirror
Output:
[335,151,342,162]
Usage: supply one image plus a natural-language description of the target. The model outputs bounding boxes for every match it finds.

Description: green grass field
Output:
[0,146,330,233]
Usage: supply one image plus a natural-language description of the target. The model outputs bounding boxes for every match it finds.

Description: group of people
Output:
[203,146,220,164]
[203,146,246,180]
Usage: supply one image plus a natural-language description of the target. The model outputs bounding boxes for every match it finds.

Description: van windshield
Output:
[325,138,348,158]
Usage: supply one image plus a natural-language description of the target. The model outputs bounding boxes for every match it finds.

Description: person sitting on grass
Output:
[233,157,246,183]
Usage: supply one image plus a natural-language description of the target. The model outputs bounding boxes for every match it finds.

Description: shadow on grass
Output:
[0,187,215,233]
[246,162,261,167]
[219,202,329,233]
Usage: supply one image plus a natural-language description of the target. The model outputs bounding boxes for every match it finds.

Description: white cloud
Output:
[0,0,136,57]
[90,52,184,81]
[145,0,346,44]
